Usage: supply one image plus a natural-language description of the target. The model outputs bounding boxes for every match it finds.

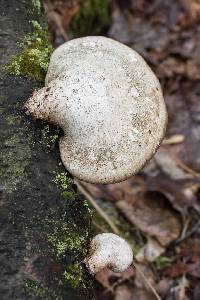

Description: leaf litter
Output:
[43,0,200,298]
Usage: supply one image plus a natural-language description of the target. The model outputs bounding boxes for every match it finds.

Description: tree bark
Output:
[0,1,91,299]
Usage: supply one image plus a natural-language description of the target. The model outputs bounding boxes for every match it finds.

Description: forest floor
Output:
[43,0,200,299]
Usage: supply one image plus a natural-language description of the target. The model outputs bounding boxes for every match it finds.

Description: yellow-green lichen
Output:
[40,124,60,151]
[0,115,32,192]
[6,21,53,81]
[47,222,89,259]
[53,172,72,191]
[63,263,87,289]
[71,0,110,37]
[25,281,62,300]
[32,0,41,13]
[61,190,74,200]
[24,193,91,296]
[153,255,172,269]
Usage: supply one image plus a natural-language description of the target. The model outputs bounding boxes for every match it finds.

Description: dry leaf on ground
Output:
[95,267,134,292]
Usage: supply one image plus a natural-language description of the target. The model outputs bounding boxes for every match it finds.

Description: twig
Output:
[174,158,200,180]
[163,134,185,145]
[75,180,161,300]
[174,219,200,245]
[92,220,105,233]
[132,260,161,300]
[74,179,120,235]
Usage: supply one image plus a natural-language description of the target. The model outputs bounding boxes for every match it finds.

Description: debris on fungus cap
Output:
[85,233,133,275]
[24,36,167,184]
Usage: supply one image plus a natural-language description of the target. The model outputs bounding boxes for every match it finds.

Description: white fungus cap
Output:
[85,233,133,275]
[24,36,167,184]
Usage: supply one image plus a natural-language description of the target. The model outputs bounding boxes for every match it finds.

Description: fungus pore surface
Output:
[24,36,167,184]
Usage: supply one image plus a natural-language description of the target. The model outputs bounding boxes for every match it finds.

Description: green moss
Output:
[71,0,110,37]
[32,0,41,13]
[47,221,89,259]
[48,174,90,261]
[52,171,76,201]
[40,124,61,151]
[61,191,74,199]
[53,172,72,191]
[25,281,62,300]
[153,255,172,269]
[6,21,53,81]
[24,192,91,297]
[63,263,87,289]
[0,115,32,192]
[83,199,93,217]
[6,0,110,79]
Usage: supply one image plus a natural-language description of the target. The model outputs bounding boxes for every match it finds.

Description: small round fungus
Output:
[24,36,167,184]
[85,233,133,275]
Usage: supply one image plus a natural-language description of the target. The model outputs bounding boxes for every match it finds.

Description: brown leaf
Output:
[165,81,200,172]
[131,287,156,300]
[160,261,200,278]
[134,262,157,293]
[154,148,193,181]
[116,193,181,247]
[95,267,135,292]
[178,239,200,262]
[193,282,200,300]
[185,0,200,22]
[81,176,145,203]
[43,0,82,46]
[186,59,200,80]
[160,261,187,278]
[146,173,199,218]
[163,134,185,145]
[157,57,186,79]
[136,238,165,263]
[114,285,133,300]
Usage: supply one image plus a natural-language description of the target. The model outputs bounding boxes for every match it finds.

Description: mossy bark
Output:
[0,1,92,299]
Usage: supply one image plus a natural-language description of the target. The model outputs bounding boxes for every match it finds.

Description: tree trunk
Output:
[0,1,91,299]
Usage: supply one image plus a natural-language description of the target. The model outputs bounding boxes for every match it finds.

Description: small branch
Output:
[174,158,200,180]
[74,179,120,235]
[174,219,200,245]
[132,260,161,300]
[92,220,105,232]
[75,180,161,300]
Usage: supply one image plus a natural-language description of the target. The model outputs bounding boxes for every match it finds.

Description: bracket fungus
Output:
[85,233,133,275]
[24,36,167,184]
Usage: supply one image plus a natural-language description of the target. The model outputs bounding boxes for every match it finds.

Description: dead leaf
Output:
[157,57,186,79]
[154,148,193,181]
[186,0,200,22]
[174,276,189,300]
[116,193,181,247]
[179,239,200,262]
[136,238,165,263]
[193,281,200,300]
[163,135,185,145]
[131,287,156,300]
[95,267,134,292]
[186,59,200,80]
[165,81,200,172]
[114,285,133,300]
[81,176,145,203]
[146,173,200,218]
[160,261,200,278]
[43,0,82,45]
[134,262,157,292]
